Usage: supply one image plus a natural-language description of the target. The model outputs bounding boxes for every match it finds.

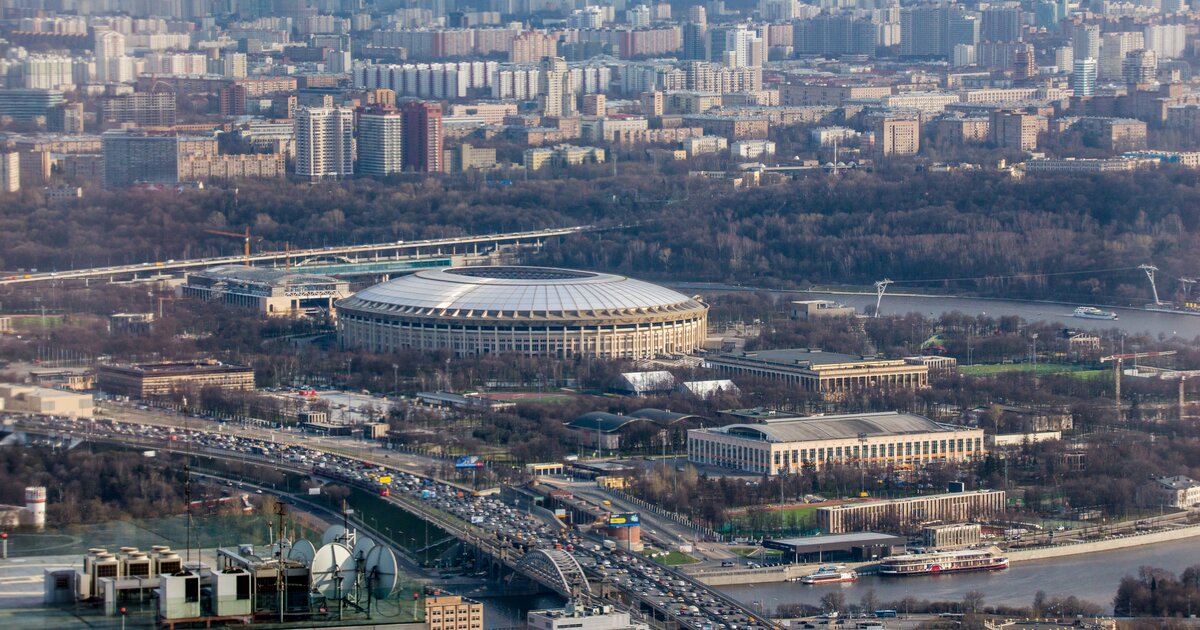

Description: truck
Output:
[603,540,617,550]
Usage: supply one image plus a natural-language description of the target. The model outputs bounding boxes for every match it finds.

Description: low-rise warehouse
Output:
[687,411,985,475]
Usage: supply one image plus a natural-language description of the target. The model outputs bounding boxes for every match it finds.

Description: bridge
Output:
[0,225,607,285]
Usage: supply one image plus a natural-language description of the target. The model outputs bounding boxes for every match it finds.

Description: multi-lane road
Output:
[13,411,778,630]
[0,225,600,285]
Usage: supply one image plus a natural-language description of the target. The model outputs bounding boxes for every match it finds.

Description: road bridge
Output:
[0,225,608,285]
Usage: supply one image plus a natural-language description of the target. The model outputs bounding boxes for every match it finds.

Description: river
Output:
[717,537,1200,613]
[672,284,1200,340]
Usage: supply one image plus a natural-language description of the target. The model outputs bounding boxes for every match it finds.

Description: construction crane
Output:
[873,279,893,318]
[1099,350,1177,421]
[1156,370,1200,420]
[203,227,263,266]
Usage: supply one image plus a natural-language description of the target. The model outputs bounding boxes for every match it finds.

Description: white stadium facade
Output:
[336,266,708,358]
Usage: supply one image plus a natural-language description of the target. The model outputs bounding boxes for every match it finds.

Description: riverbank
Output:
[687,523,1200,586]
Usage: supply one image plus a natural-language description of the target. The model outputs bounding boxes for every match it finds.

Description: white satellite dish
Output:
[352,535,376,562]
[322,525,347,546]
[310,543,356,599]
[365,545,400,599]
[289,539,317,566]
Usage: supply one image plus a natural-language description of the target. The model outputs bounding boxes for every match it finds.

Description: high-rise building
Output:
[723,26,762,68]
[628,4,651,27]
[1100,31,1143,81]
[981,5,1023,42]
[874,115,920,156]
[0,152,19,193]
[538,57,576,117]
[1055,46,1074,73]
[295,106,354,181]
[682,5,708,60]
[1144,24,1186,59]
[401,100,443,173]
[94,29,132,84]
[356,108,403,176]
[102,130,179,188]
[1073,57,1097,96]
[988,110,1039,151]
[47,102,85,133]
[1072,24,1100,62]
[100,92,177,127]
[1123,49,1158,85]
[901,5,977,57]
[794,15,877,57]
[223,52,247,79]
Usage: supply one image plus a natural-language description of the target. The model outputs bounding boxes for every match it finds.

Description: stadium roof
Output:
[708,412,959,443]
[629,408,701,424]
[341,266,700,316]
[567,412,653,433]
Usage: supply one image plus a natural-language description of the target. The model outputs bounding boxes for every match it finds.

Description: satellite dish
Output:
[289,539,317,566]
[322,525,346,546]
[365,545,400,599]
[352,535,376,562]
[310,543,355,599]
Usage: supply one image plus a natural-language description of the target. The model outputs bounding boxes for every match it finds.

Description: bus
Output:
[873,610,897,618]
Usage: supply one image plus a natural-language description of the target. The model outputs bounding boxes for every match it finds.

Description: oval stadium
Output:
[336,266,708,358]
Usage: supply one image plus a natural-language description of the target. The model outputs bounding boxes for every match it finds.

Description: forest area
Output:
[3,167,1200,305]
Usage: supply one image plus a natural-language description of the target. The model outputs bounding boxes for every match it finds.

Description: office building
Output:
[97,360,255,398]
[426,595,484,630]
[357,108,404,176]
[47,102,85,133]
[538,57,577,117]
[100,92,177,127]
[682,5,708,60]
[817,490,1004,534]
[706,348,929,398]
[295,106,354,180]
[0,88,63,120]
[1100,31,1144,81]
[102,130,178,188]
[1073,58,1097,96]
[981,5,1022,42]
[401,100,444,173]
[687,411,984,476]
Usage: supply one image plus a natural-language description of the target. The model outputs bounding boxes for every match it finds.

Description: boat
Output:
[795,565,858,585]
[1073,306,1119,320]
[877,549,1009,577]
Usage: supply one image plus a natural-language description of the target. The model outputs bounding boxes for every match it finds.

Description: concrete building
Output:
[790,300,855,320]
[0,152,19,193]
[989,110,1040,151]
[687,411,983,476]
[524,145,606,170]
[763,532,906,563]
[922,523,982,549]
[0,385,93,417]
[183,265,351,317]
[102,130,178,188]
[731,139,775,159]
[706,348,929,399]
[100,93,176,127]
[425,595,484,630]
[539,57,577,117]
[529,603,648,630]
[1100,31,1144,81]
[444,144,498,172]
[873,115,920,156]
[357,107,404,176]
[295,106,354,181]
[401,100,444,173]
[817,490,1005,534]
[97,361,255,398]
[1073,58,1097,97]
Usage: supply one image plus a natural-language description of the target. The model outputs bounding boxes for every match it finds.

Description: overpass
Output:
[0,225,608,286]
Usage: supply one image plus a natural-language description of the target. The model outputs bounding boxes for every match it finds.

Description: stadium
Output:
[336,266,708,358]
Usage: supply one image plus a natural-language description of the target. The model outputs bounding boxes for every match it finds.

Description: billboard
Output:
[607,512,640,528]
[455,456,485,469]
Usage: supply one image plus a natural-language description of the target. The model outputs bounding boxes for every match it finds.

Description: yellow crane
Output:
[203,227,263,266]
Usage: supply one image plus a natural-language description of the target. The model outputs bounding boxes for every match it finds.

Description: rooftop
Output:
[700,411,964,443]
[190,265,344,287]
[767,531,907,548]
[711,348,893,367]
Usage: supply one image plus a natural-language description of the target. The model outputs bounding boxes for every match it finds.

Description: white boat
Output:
[878,549,1009,576]
[796,565,858,584]
[1073,306,1118,320]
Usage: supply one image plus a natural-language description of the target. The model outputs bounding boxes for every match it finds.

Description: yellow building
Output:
[706,348,928,399]
[97,360,255,398]
[426,595,484,630]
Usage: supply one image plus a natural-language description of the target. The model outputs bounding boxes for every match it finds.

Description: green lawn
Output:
[654,550,700,566]
[9,315,68,331]
[959,363,1104,378]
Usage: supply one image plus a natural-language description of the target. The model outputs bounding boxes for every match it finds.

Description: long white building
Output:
[687,411,985,476]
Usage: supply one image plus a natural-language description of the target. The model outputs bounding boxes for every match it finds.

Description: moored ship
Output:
[795,565,858,585]
[878,549,1009,576]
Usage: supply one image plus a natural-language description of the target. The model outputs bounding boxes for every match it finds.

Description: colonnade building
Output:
[705,348,929,400]
[686,411,985,476]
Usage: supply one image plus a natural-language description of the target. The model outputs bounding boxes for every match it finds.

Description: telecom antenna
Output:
[873,279,893,318]
[1140,264,1162,305]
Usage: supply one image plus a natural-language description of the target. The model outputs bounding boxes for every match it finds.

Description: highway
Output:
[12,413,780,630]
[0,225,600,285]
